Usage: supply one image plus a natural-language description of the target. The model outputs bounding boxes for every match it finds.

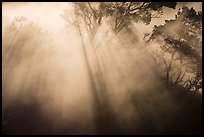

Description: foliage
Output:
[2,17,52,66]
[147,6,202,91]
[62,2,177,36]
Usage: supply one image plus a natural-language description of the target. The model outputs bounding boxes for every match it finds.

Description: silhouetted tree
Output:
[62,2,177,44]
[3,16,52,66]
[61,2,179,97]
[61,3,177,133]
[147,6,202,92]
[2,17,53,134]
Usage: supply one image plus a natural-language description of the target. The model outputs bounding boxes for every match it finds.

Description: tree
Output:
[61,2,178,95]
[62,2,177,44]
[61,3,177,133]
[147,6,202,92]
[2,16,52,99]
[3,16,52,66]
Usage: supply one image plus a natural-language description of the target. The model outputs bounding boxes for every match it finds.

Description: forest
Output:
[2,2,202,135]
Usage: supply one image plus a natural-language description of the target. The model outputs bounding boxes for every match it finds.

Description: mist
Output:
[2,2,202,135]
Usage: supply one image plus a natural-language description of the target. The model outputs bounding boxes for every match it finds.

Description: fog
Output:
[2,2,202,135]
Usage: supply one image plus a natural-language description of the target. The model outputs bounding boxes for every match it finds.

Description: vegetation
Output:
[147,6,202,94]
[2,2,202,135]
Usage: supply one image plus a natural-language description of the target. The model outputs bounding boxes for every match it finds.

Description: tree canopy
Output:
[147,6,202,91]
[62,2,177,36]
[2,17,52,66]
